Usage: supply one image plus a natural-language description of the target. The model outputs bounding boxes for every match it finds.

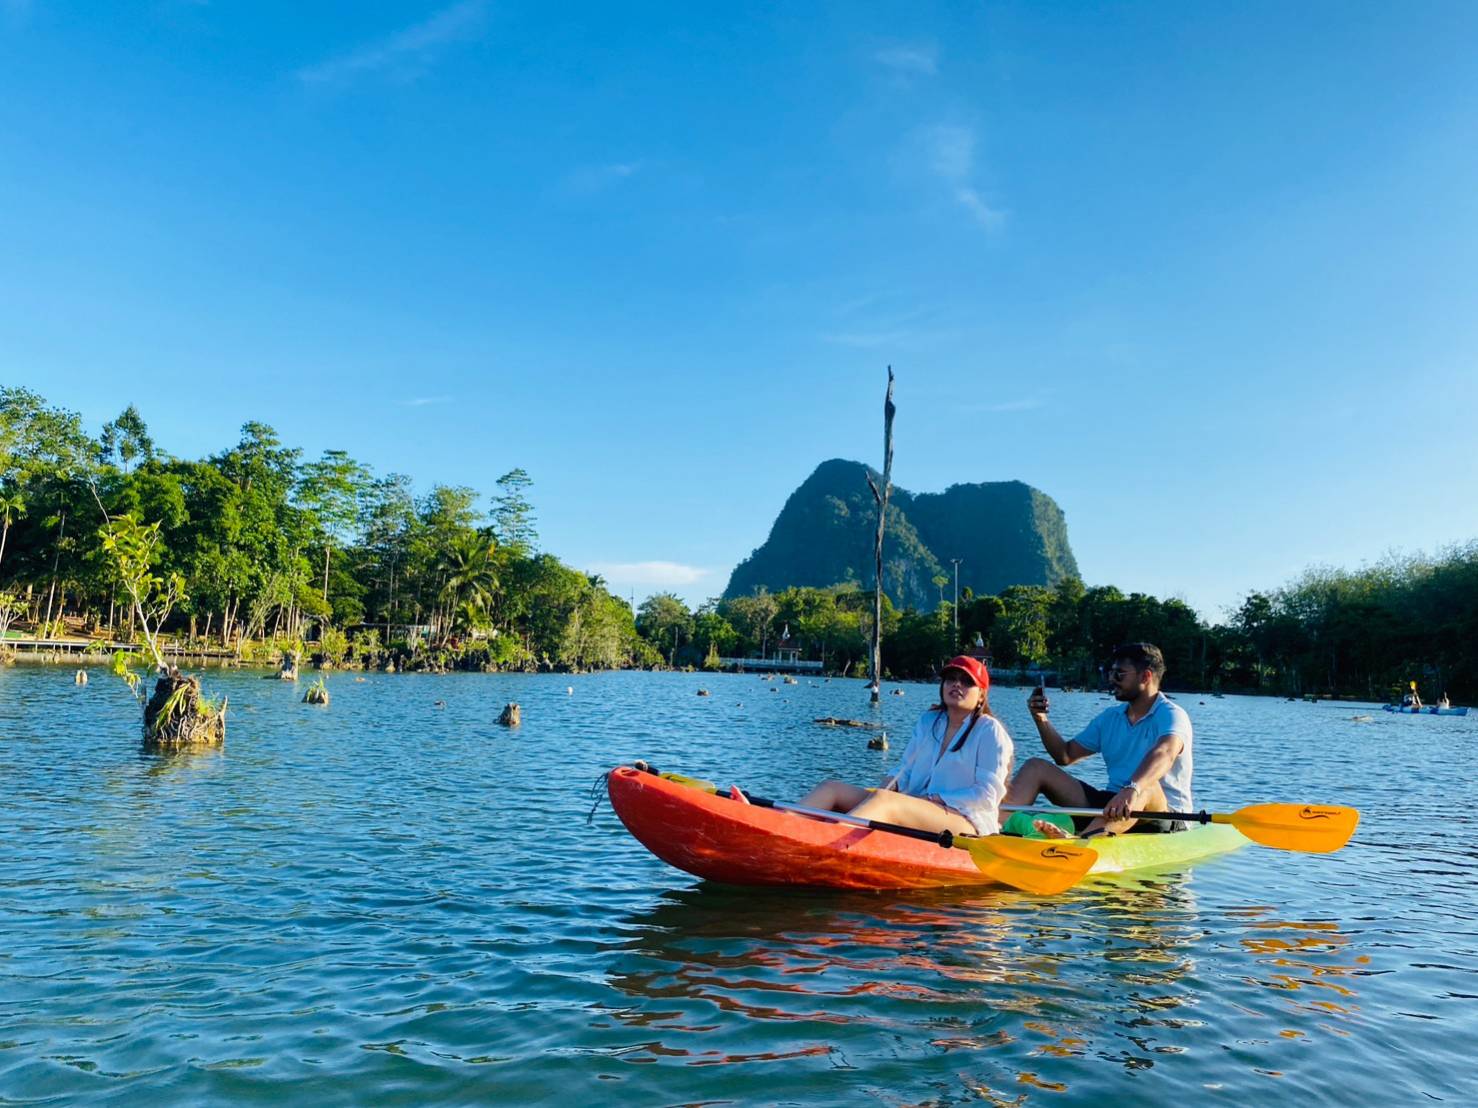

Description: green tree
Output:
[297,448,372,606]
[98,405,156,474]
[0,487,24,579]
[997,585,1052,671]
[491,468,538,552]
[435,532,500,641]
[637,592,693,664]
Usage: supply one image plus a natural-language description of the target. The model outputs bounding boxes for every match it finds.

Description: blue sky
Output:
[4,1,1477,620]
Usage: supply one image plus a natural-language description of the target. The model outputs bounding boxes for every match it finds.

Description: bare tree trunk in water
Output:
[866,368,895,706]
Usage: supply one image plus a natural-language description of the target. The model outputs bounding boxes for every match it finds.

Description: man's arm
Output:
[1027,689,1095,765]
[1102,733,1185,820]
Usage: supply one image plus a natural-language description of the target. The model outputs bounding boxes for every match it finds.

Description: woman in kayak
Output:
[797,655,1012,836]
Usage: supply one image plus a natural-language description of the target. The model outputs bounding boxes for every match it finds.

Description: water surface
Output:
[1,667,1472,1104]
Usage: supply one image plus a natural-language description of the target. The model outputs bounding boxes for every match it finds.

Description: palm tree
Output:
[0,488,24,580]
[435,533,499,642]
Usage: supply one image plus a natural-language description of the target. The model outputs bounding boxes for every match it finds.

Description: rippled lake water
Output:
[2,665,1473,1104]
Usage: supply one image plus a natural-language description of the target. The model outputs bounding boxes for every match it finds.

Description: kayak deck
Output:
[608,766,1247,891]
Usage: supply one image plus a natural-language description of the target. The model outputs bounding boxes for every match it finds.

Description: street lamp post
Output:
[949,558,962,647]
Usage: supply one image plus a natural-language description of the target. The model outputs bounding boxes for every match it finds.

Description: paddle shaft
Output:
[729,791,959,848]
[1002,803,1216,824]
[633,763,953,845]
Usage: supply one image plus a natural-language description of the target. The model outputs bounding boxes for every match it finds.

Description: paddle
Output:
[1002,802,1360,853]
[635,764,1096,893]
[709,786,1095,894]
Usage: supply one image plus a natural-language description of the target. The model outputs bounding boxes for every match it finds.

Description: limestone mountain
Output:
[724,459,1079,610]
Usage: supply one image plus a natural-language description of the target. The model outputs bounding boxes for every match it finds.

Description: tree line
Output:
[0,388,656,671]
[639,553,1478,702]
[5,385,1474,697]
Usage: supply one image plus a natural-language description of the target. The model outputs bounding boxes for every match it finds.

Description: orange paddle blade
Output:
[957,835,1098,895]
[1220,804,1360,853]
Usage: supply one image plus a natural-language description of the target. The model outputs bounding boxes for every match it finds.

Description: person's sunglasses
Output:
[1107,667,1135,680]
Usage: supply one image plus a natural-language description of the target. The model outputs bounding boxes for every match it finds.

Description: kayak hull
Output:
[1383,705,1468,716]
[607,766,1247,890]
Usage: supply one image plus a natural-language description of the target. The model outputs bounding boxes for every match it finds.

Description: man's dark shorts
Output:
[1074,778,1188,833]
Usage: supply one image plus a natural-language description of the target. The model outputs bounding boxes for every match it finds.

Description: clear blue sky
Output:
[4,1,1477,620]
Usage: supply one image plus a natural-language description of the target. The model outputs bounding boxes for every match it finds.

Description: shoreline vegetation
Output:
[3,386,1476,702]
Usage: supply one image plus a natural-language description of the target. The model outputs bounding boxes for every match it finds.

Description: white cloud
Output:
[874,43,938,77]
[297,0,487,86]
[563,161,643,196]
[972,398,1043,414]
[921,124,1006,231]
[954,186,1006,231]
[586,561,712,587]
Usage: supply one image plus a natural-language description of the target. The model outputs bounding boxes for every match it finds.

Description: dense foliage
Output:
[0,388,652,671]
[651,550,1478,701]
[5,388,1473,698]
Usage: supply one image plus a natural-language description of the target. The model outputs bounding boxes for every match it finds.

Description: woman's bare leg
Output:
[847,790,974,836]
[797,779,872,812]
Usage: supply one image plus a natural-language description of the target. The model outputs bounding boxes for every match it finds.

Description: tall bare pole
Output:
[866,367,895,704]
[950,557,962,646]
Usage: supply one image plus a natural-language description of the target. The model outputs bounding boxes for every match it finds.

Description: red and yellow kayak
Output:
[607,765,1248,891]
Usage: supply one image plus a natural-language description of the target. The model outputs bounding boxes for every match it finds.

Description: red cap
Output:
[941,655,990,691]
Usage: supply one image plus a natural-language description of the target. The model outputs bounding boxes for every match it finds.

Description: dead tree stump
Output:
[497,702,521,727]
[143,671,227,751]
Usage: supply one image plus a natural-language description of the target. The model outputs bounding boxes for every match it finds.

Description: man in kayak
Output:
[1003,642,1192,837]
[798,655,1013,837]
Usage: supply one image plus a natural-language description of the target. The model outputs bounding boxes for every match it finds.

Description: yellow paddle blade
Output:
[956,835,1098,895]
[1221,804,1360,853]
[660,771,718,792]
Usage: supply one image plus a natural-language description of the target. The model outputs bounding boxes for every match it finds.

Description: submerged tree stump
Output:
[143,671,226,751]
[497,702,521,727]
[75,669,88,685]
[303,679,330,706]
[278,649,300,681]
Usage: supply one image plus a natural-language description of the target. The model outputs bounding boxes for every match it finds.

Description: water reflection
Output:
[596,869,1374,1102]
[601,878,1213,1077]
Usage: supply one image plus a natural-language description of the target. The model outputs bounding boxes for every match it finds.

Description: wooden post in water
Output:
[866,368,895,705]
